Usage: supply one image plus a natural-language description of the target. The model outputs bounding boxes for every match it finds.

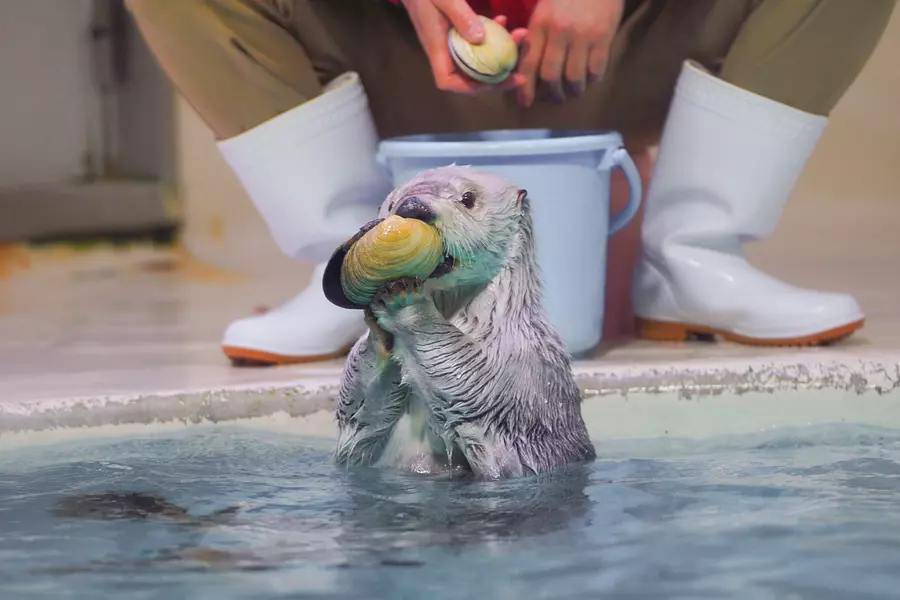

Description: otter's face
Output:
[379,166,526,288]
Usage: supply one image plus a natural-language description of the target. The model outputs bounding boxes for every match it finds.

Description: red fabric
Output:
[468,0,538,29]
[387,1,537,30]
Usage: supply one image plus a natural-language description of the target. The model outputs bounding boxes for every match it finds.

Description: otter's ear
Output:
[516,189,527,204]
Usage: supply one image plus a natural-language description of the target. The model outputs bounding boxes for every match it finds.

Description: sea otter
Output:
[329,165,596,479]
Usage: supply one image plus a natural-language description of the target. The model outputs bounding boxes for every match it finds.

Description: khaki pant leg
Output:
[127,0,519,140]
[517,0,763,149]
[307,0,524,138]
[720,0,896,115]
[125,0,347,139]
[311,0,763,148]
[128,0,894,146]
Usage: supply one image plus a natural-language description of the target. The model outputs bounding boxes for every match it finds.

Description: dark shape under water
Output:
[51,492,238,525]
[43,464,593,575]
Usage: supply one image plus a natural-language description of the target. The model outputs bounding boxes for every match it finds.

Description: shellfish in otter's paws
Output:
[324,215,443,309]
[448,16,518,84]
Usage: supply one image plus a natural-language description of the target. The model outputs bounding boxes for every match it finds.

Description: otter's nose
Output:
[393,196,436,223]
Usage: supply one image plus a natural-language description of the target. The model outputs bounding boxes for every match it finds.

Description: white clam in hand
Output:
[448,16,519,84]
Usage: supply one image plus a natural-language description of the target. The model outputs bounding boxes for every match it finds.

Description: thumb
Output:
[434,0,485,43]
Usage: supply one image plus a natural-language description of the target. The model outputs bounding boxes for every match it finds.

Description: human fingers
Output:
[515,27,547,107]
[509,26,528,45]
[538,26,570,102]
[564,39,590,97]
[406,1,479,92]
[587,42,610,83]
[432,0,485,43]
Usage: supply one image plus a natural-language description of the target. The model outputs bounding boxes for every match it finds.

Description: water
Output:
[3,423,900,599]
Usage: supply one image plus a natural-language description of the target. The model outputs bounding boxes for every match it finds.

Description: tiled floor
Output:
[0,246,343,408]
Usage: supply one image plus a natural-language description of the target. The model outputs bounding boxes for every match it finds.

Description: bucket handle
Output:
[599,147,643,235]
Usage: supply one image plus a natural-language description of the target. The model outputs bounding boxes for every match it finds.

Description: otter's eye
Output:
[460,191,476,209]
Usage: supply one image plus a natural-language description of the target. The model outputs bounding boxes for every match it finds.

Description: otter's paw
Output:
[364,308,394,358]
[370,277,432,334]
[372,277,426,312]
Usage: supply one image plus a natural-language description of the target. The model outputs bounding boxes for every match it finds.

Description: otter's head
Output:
[379,165,527,290]
[322,165,530,309]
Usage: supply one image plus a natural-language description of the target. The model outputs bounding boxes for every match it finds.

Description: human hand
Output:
[515,0,624,107]
[401,0,528,94]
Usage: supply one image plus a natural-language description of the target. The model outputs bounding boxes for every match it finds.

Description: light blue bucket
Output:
[376,129,642,357]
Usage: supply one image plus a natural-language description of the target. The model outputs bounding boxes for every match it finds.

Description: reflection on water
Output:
[2,424,900,599]
[44,454,593,573]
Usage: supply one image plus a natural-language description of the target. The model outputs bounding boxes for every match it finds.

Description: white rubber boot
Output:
[634,61,865,346]
[217,72,393,365]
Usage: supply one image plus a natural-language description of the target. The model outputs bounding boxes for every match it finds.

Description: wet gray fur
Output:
[334,165,596,480]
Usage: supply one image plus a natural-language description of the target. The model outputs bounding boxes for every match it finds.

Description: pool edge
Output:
[2,353,898,446]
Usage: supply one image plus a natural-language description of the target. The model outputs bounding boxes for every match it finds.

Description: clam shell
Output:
[322,216,443,309]
[448,16,518,84]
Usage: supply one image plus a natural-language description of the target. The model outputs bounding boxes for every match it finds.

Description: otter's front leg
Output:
[334,312,408,467]
[371,278,523,479]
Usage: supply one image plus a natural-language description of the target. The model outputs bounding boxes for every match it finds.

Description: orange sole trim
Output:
[222,343,355,367]
[635,317,865,347]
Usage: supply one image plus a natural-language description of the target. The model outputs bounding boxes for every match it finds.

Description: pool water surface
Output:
[2,423,900,599]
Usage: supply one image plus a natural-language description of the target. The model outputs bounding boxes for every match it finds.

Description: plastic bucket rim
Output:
[377,128,625,159]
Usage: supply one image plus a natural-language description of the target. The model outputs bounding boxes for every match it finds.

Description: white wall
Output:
[748,5,900,264]
[0,0,98,187]
[175,95,301,277]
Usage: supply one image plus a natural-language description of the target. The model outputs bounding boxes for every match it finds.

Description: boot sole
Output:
[635,317,865,347]
[222,343,355,367]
